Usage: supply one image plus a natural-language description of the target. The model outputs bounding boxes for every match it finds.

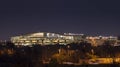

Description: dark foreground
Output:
[0,63,120,67]
[1,42,120,67]
[44,64,120,67]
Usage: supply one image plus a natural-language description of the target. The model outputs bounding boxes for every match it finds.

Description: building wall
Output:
[11,32,81,46]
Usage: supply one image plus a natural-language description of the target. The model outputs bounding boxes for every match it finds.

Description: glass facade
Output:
[11,32,84,46]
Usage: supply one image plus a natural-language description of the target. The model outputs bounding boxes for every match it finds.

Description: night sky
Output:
[0,0,120,40]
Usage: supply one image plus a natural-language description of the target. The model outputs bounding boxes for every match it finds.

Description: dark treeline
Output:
[0,41,120,67]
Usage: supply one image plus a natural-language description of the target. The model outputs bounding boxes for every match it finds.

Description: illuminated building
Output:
[86,36,118,46]
[86,36,117,40]
[11,32,84,46]
[11,32,119,46]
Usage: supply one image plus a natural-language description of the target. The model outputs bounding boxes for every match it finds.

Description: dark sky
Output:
[0,0,120,40]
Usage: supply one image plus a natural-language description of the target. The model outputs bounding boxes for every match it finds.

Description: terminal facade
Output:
[11,32,84,46]
[11,32,119,46]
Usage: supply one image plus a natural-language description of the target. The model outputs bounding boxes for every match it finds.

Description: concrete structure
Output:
[11,32,84,46]
[86,36,118,46]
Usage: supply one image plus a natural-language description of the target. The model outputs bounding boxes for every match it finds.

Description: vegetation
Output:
[0,41,120,67]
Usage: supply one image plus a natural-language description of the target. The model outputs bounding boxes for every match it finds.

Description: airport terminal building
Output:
[11,32,84,46]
